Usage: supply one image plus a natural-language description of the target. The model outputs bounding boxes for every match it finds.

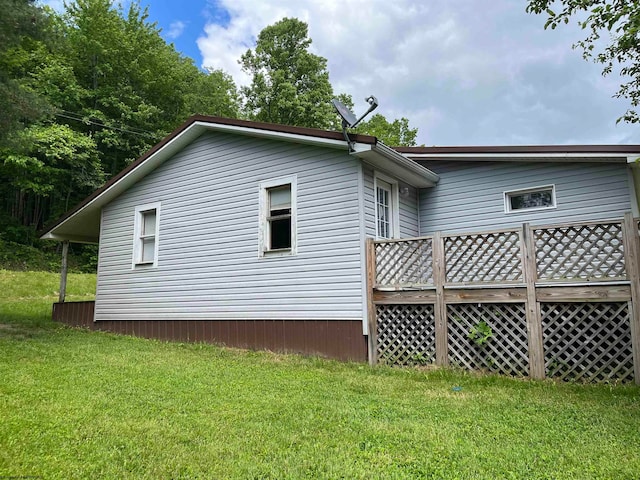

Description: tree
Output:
[184,67,239,119]
[356,114,418,146]
[61,0,240,175]
[526,0,640,123]
[0,123,102,228]
[0,0,54,143]
[240,17,335,129]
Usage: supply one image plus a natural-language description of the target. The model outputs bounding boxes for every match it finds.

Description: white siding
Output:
[362,165,420,238]
[418,161,632,235]
[96,132,364,321]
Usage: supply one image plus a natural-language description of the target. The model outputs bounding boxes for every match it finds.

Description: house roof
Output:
[39,115,439,243]
[396,145,640,163]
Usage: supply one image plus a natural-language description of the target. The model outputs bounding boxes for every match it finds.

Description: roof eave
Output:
[400,147,640,163]
[351,142,439,188]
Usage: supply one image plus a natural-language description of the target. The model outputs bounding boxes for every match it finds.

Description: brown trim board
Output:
[52,302,367,362]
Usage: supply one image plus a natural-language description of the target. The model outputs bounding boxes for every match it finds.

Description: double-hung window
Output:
[133,202,160,267]
[259,176,297,256]
[374,173,399,239]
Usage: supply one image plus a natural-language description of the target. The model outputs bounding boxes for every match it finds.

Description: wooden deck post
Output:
[59,240,69,304]
[521,224,545,380]
[433,231,449,366]
[365,238,378,366]
[622,212,640,385]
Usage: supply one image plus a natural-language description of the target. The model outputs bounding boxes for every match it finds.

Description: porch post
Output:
[622,212,640,385]
[433,231,449,366]
[59,240,69,303]
[521,223,545,380]
[366,238,378,366]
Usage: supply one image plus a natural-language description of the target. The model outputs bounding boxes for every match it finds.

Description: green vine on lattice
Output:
[468,320,493,347]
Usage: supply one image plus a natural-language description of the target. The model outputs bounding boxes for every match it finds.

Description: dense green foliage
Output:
[0,0,54,141]
[1,3,417,270]
[240,17,335,129]
[0,0,240,264]
[526,0,640,123]
[0,270,639,479]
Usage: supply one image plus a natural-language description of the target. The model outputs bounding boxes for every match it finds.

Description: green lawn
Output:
[0,271,639,479]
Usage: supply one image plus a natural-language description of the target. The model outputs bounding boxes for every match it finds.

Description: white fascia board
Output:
[193,121,349,149]
[408,152,630,163]
[39,232,99,244]
[351,142,439,188]
[627,155,640,164]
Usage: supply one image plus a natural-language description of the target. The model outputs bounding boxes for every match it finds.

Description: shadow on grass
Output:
[0,299,60,339]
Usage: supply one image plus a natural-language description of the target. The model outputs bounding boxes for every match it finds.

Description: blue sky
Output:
[142,0,223,66]
[43,0,640,146]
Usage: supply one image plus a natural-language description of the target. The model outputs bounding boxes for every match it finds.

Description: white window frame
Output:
[374,171,400,239]
[132,202,161,268]
[259,175,297,257]
[504,184,557,214]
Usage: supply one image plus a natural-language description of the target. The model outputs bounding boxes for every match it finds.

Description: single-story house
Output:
[41,115,640,362]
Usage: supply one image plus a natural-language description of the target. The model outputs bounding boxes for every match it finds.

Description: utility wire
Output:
[57,109,157,136]
[54,110,160,139]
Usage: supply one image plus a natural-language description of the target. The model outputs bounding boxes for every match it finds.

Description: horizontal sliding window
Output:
[504,185,556,213]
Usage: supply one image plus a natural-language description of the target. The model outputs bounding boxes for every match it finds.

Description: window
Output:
[133,202,160,267]
[268,185,292,249]
[504,185,556,213]
[259,176,297,256]
[374,173,399,239]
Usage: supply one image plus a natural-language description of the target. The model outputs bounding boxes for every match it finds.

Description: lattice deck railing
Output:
[535,221,627,282]
[375,238,433,286]
[374,218,630,288]
[368,214,640,384]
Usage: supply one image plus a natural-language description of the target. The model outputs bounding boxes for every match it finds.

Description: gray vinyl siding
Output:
[96,131,363,322]
[363,165,420,238]
[418,161,632,235]
[399,185,419,237]
[363,166,375,238]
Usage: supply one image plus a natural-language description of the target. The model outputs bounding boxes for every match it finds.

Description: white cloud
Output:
[166,20,187,40]
[197,0,640,145]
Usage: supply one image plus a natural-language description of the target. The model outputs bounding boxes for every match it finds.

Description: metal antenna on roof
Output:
[331,95,378,151]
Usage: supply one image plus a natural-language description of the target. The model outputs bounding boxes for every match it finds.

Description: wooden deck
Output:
[368,213,640,384]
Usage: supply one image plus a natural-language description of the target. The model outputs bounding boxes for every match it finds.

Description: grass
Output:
[0,271,639,479]
[0,270,95,329]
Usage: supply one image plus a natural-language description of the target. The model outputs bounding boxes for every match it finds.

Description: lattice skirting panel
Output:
[376,304,435,365]
[541,302,634,382]
[447,303,529,376]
